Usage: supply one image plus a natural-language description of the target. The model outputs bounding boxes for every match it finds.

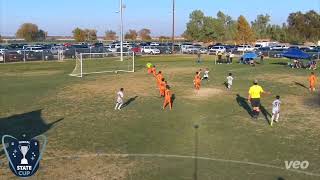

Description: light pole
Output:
[171,0,175,54]
[119,0,124,61]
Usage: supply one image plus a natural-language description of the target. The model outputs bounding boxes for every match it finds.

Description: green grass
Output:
[0,55,319,180]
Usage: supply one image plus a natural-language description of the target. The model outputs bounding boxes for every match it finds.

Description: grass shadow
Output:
[236,94,253,117]
[260,105,272,124]
[270,62,288,66]
[293,81,308,89]
[0,109,63,156]
[122,96,138,109]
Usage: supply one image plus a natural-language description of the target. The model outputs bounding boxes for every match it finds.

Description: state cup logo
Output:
[2,134,47,178]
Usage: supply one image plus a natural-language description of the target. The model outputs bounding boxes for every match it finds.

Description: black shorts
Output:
[251,98,261,107]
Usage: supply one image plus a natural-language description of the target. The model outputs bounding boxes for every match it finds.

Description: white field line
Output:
[43,153,320,177]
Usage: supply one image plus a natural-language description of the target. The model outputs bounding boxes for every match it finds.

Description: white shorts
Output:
[272,109,279,114]
[117,99,123,104]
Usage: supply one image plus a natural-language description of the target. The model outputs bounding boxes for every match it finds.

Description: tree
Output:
[217,11,235,41]
[125,29,138,40]
[287,10,320,43]
[85,29,97,41]
[139,28,151,40]
[105,30,117,41]
[184,10,205,41]
[158,36,170,41]
[16,23,42,42]
[36,30,47,41]
[251,14,271,39]
[236,15,255,44]
[72,28,86,42]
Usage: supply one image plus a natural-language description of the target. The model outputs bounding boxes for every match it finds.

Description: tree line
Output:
[4,10,319,43]
[184,10,320,44]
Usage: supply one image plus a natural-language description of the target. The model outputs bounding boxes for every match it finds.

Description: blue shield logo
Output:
[2,134,47,178]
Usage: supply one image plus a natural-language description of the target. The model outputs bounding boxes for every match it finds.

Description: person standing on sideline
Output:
[226,73,234,90]
[115,88,124,110]
[260,53,264,64]
[270,95,281,126]
[229,52,234,64]
[197,51,201,63]
[248,80,269,119]
[226,52,230,64]
[308,72,317,93]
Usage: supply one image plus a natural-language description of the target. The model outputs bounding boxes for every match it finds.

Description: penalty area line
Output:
[43,153,320,177]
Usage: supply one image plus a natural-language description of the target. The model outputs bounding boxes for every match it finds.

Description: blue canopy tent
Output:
[282,49,311,59]
[242,52,257,60]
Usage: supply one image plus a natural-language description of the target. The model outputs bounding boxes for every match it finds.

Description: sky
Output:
[0,0,319,37]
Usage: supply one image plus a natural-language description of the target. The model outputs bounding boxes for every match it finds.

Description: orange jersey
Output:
[147,68,152,74]
[160,81,166,90]
[156,74,163,82]
[309,75,317,85]
[151,67,156,76]
[164,89,171,100]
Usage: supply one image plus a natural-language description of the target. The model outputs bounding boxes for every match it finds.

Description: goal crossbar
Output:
[69,52,135,77]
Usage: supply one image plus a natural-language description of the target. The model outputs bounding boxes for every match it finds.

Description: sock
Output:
[275,113,280,121]
[114,103,119,110]
[118,103,123,110]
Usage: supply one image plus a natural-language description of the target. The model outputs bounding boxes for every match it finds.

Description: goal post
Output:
[69,52,135,77]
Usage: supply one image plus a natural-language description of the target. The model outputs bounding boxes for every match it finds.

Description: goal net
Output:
[69,52,135,77]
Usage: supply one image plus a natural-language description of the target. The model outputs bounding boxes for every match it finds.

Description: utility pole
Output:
[171,0,175,54]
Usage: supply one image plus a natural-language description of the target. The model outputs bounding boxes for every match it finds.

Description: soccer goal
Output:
[69,52,135,77]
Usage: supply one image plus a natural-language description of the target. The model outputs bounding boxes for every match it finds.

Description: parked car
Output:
[0,48,8,54]
[3,51,24,62]
[209,46,226,54]
[199,48,208,54]
[237,45,254,52]
[185,46,200,54]
[254,44,263,49]
[150,42,160,46]
[271,45,289,50]
[141,46,160,55]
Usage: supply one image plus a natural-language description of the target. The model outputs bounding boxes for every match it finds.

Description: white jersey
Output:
[203,70,209,78]
[227,76,233,85]
[272,99,281,114]
[116,91,124,103]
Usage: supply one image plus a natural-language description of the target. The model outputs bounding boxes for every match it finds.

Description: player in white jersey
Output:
[270,95,281,126]
[202,68,209,81]
[115,88,124,110]
[226,73,234,90]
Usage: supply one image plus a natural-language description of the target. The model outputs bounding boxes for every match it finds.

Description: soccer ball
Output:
[115,71,118,74]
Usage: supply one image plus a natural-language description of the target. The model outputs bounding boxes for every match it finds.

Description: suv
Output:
[209,46,226,54]
[237,45,254,52]
[141,46,160,55]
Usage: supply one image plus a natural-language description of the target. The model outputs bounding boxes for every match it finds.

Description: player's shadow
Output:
[236,94,253,117]
[293,81,308,89]
[0,109,63,156]
[122,96,138,109]
[260,105,272,124]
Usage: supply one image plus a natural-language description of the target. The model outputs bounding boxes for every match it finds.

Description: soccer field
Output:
[0,55,319,180]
